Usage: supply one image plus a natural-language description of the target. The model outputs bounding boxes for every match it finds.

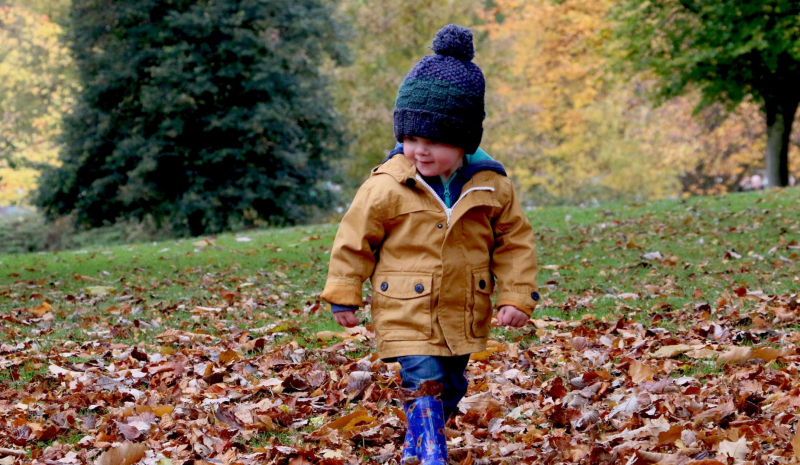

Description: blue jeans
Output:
[397,355,470,419]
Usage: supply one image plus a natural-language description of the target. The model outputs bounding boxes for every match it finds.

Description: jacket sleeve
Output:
[320,178,385,308]
[491,181,540,316]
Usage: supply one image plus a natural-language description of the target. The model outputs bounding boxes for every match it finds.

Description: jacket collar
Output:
[371,151,418,184]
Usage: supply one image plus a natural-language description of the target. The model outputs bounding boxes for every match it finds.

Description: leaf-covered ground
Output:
[1,188,799,464]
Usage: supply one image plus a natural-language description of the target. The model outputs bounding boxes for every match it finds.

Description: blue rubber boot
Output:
[400,426,417,464]
[404,396,448,465]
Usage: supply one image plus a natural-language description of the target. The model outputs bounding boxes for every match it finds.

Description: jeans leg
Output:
[397,355,470,420]
[440,354,470,419]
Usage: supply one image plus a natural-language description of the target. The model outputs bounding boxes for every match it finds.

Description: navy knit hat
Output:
[393,24,485,154]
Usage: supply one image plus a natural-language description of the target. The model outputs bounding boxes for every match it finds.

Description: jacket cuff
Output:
[320,278,363,307]
[330,303,359,313]
[496,290,540,317]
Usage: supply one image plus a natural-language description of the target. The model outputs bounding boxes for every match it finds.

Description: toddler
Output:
[320,24,539,464]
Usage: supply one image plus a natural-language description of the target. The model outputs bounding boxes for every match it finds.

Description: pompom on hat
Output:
[393,24,485,154]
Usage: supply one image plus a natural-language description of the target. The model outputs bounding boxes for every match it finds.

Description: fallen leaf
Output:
[657,425,684,446]
[318,409,375,433]
[718,436,748,462]
[95,443,148,465]
[86,286,115,295]
[27,302,52,317]
[635,450,681,464]
[616,292,640,300]
[218,349,240,364]
[641,251,663,260]
[155,329,213,344]
[114,421,142,440]
[792,425,800,460]
[718,346,752,365]
[650,344,693,359]
[751,346,793,362]
[629,360,657,383]
[470,346,500,360]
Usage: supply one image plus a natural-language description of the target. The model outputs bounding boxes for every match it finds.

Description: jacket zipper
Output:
[414,174,495,228]
[442,171,456,207]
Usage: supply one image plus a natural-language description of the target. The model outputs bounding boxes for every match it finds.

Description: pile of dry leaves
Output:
[1,291,799,464]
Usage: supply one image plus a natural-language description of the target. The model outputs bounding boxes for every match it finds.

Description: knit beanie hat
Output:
[393,24,485,155]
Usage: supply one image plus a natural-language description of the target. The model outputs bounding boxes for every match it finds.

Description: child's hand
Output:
[496,305,529,327]
[333,310,359,328]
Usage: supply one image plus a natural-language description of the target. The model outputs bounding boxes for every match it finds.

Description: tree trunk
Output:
[765,98,798,188]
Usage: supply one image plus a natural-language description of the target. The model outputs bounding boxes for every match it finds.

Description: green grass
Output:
[1,187,799,372]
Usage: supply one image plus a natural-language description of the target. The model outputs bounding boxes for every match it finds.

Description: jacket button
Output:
[414,283,424,294]
[405,178,416,187]
[479,279,486,290]
[437,223,443,229]
[380,282,388,292]
[531,291,540,301]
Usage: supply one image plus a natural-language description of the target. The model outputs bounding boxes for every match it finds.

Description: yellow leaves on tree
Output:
[0,5,77,206]
[331,0,484,186]
[477,0,777,204]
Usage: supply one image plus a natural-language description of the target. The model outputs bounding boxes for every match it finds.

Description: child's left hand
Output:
[496,305,529,327]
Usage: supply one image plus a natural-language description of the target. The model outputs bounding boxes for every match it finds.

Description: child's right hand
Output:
[333,310,359,328]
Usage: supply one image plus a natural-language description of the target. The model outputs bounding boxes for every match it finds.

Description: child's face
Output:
[403,136,465,179]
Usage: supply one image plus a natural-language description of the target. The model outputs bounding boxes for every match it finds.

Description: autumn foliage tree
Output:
[35,0,350,235]
[0,4,77,205]
[611,0,800,188]
[331,0,483,184]
[478,0,684,204]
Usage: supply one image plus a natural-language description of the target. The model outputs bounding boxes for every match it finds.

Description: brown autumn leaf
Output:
[215,405,244,430]
[287,457,312,465]
[718,437,748,462]
[657,425,684,446]
[27,301,52,317]
[718,346,752,365]
[95,443,148,465]
[545,377,568,399]
[650,344,693,359]
[635,450,682,464]
[693,400,735,426]
[218,348,240,364]
[154,329,213,344]
[629,360,657,383]
[460,391,502,413]
[469,346,500,360]
[308,408,377,442]
[114,420,143,441]
[751,346,793,362]
[792,426,800,460]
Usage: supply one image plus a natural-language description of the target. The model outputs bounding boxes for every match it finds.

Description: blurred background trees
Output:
[1,0,798,235]
[331,0,484,179]
[34,0,350,235]
[0,0,76,205]
[612,0,800,188]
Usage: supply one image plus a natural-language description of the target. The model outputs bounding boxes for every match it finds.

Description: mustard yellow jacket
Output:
[320,155,539,359]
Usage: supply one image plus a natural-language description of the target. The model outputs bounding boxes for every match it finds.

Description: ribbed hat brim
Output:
[393,108,482,155]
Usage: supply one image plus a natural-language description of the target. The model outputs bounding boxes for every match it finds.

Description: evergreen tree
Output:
[36,0,350,235]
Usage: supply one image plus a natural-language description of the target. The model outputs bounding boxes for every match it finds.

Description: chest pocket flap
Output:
[373,272,433,299]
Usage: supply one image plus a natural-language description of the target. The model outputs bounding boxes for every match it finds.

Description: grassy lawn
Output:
[1,187,798,463]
